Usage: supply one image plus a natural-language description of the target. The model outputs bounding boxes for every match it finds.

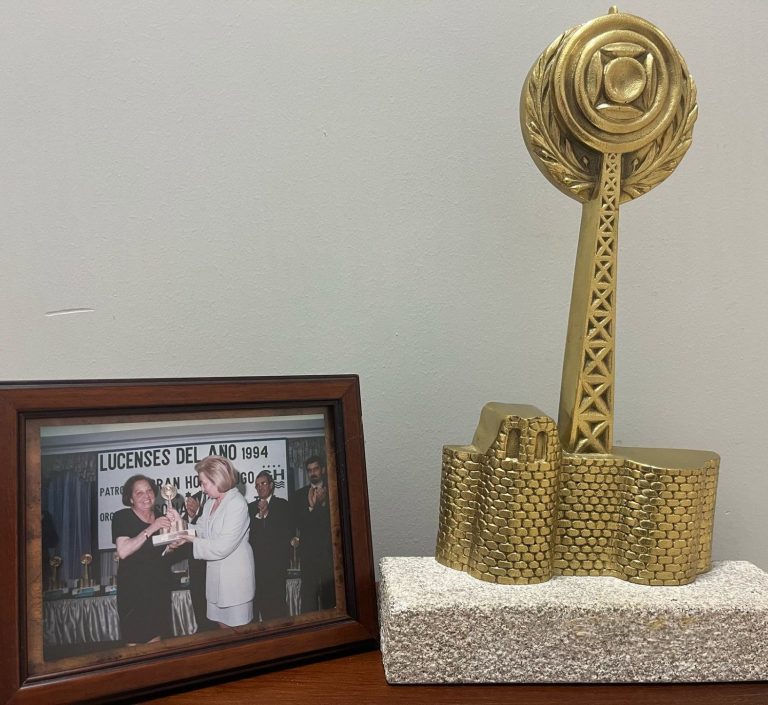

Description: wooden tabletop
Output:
[139,649,767,705]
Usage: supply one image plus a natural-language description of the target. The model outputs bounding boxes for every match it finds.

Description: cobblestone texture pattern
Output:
[436,404,718,586]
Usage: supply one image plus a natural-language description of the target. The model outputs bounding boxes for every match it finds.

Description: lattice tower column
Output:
[558,153,620,453]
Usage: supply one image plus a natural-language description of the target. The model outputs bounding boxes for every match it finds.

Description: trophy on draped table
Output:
[72,553,101,597]
[43,555,69,600]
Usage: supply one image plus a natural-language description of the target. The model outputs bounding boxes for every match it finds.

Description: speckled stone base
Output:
[379,557,768,683]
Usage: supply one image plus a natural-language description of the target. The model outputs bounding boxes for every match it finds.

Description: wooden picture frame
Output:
[0,376,377,705]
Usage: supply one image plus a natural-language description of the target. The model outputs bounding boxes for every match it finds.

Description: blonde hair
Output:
[195,455,237,493]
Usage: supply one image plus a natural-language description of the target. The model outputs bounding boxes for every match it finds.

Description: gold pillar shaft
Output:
[558,152,620,453]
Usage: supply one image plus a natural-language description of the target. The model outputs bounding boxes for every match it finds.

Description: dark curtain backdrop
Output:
[42,453,98,585]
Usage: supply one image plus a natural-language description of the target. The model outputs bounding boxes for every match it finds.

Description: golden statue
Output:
[80,553,93,588]
[48,555,62,591]
[436,8,718,586]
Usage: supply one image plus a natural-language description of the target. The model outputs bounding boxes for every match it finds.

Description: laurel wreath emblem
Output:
[621,63,697,202]
[521,29,698,203]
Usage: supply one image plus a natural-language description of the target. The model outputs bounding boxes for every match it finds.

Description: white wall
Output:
[3,2,767,572]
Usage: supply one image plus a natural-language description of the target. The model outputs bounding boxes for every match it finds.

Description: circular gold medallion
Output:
[520,10,697,203]
[552,13,682,153]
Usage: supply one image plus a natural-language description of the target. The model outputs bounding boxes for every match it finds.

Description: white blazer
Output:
[193,487,255,607]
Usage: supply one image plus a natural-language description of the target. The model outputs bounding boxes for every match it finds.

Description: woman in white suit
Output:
[175,455,255,628]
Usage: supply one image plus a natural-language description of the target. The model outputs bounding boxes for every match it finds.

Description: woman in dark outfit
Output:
[112,474,173,644]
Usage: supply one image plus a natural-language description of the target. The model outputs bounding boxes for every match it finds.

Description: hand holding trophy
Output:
[152,484,196,546]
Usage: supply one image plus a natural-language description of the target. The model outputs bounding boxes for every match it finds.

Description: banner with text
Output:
[97,438,287,549]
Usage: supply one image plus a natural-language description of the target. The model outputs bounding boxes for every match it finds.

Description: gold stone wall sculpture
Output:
[435,8,719,586]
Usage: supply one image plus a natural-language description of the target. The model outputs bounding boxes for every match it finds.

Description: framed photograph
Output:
[0,376,377,705]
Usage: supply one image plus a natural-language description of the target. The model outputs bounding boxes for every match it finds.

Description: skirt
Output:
[207,600,253,627]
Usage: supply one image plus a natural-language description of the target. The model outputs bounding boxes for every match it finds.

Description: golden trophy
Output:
[80,553,93,586]
[48,555,62,591]
[152,483,196,546]
[43,554,70,598]
[290,536,300,571]
[72,553,100,596]
[436,7,718,586]
[379,9,768,685]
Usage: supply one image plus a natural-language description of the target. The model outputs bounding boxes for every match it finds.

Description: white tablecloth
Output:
[43,590,196,646]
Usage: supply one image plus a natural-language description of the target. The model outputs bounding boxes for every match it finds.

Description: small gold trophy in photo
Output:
[290,535,300,571]
[152,483,196,546]
[48,555,62,591]
[72,553,100,596]
[80,553,92,587]
[43,555,69,599]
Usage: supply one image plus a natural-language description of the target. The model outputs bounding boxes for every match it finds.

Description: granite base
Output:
[379,557,768,683]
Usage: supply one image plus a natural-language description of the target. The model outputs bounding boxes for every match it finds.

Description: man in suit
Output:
[248,470,292,621]
[291,456,335,613]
